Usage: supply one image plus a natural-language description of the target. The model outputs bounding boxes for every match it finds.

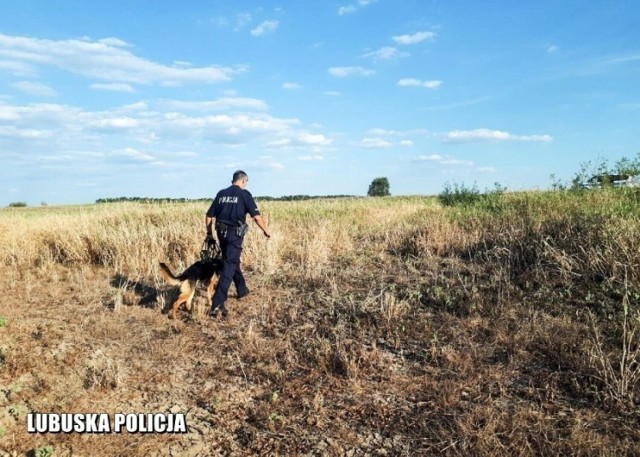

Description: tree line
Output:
[95,195,359,204]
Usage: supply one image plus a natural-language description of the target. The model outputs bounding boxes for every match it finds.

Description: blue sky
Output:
[1,0,639,205]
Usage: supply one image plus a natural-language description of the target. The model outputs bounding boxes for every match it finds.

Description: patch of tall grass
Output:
[2,190,638,294]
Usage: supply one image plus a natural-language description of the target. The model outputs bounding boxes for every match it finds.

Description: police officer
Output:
[205,170,271,317]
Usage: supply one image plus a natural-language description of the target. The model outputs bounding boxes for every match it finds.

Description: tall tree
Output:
[367,177,390,197]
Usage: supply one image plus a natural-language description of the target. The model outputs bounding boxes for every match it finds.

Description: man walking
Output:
[205,170,271,317]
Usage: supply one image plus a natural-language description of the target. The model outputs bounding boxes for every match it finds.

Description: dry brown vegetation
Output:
[1,190,639,456]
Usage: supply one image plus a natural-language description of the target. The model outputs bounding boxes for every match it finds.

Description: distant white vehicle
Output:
[581,173,640,188]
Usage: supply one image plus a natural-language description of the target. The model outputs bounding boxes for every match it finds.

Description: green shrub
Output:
[367,177,391,197]
[438,182,506,210]
[438,182,482,207]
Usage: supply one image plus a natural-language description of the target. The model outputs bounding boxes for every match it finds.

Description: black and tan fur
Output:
[159,259,223,319]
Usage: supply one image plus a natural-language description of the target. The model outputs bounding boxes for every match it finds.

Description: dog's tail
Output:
[159,262,182,285]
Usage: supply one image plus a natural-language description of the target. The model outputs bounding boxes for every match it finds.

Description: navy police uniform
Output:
[206,185,260,310]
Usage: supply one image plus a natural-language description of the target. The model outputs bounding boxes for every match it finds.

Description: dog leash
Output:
[200,237,222,262]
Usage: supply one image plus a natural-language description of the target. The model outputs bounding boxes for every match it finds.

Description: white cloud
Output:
[251,20,279,37]
[338,6,357,15]
[269,132,332,149]
[111,147,158,163]
[0,33,241,85]
[0,125,54,139]
[91,117,141,129]
[282,82,302,90]
[298,132,331,146]
[0,99,322,153]
[338,0,377,15]
[392,31,436,45]
[415,154,474,167]
[360,137,413,149]
[328,66,375,77]
[39,151,104,163]
[364,129,425,145]
[547,45,559,53]
[121,101,149,111]
[0,107,20,121]
[161,97,268,112]
[398,78,442,89]
[477,166,497,173]
[11,81,58,97]
[226,158,284,171]
[361,137,393,148]
[98,37,128,47]
[440,158,474,166]
[361,137,413,148]
[298,155,324,161]
[174,150,198,158]
[0,102,81,126]
[177,113,297,138]
[268,138,291,148]
[90,83,134,93]
[368,128,402,136]
[416,154,444,161]
[444,129,553,143]
[0,59,36,76]
[365,128,426,136]
[362,46,409,61]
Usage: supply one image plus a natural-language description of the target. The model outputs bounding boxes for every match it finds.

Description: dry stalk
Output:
[588,274,640,408]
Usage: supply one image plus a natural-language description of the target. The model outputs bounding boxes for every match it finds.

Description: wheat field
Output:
[0,190,639,455]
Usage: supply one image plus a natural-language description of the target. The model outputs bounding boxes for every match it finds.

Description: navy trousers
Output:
[212,227,248,309]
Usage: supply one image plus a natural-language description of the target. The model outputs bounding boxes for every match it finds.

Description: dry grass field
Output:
[1,190,639,456]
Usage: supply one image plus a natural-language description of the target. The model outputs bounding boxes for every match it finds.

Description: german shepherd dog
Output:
[159,239,223,319]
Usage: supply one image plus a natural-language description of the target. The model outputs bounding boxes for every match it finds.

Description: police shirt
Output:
[206,185,260,225]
